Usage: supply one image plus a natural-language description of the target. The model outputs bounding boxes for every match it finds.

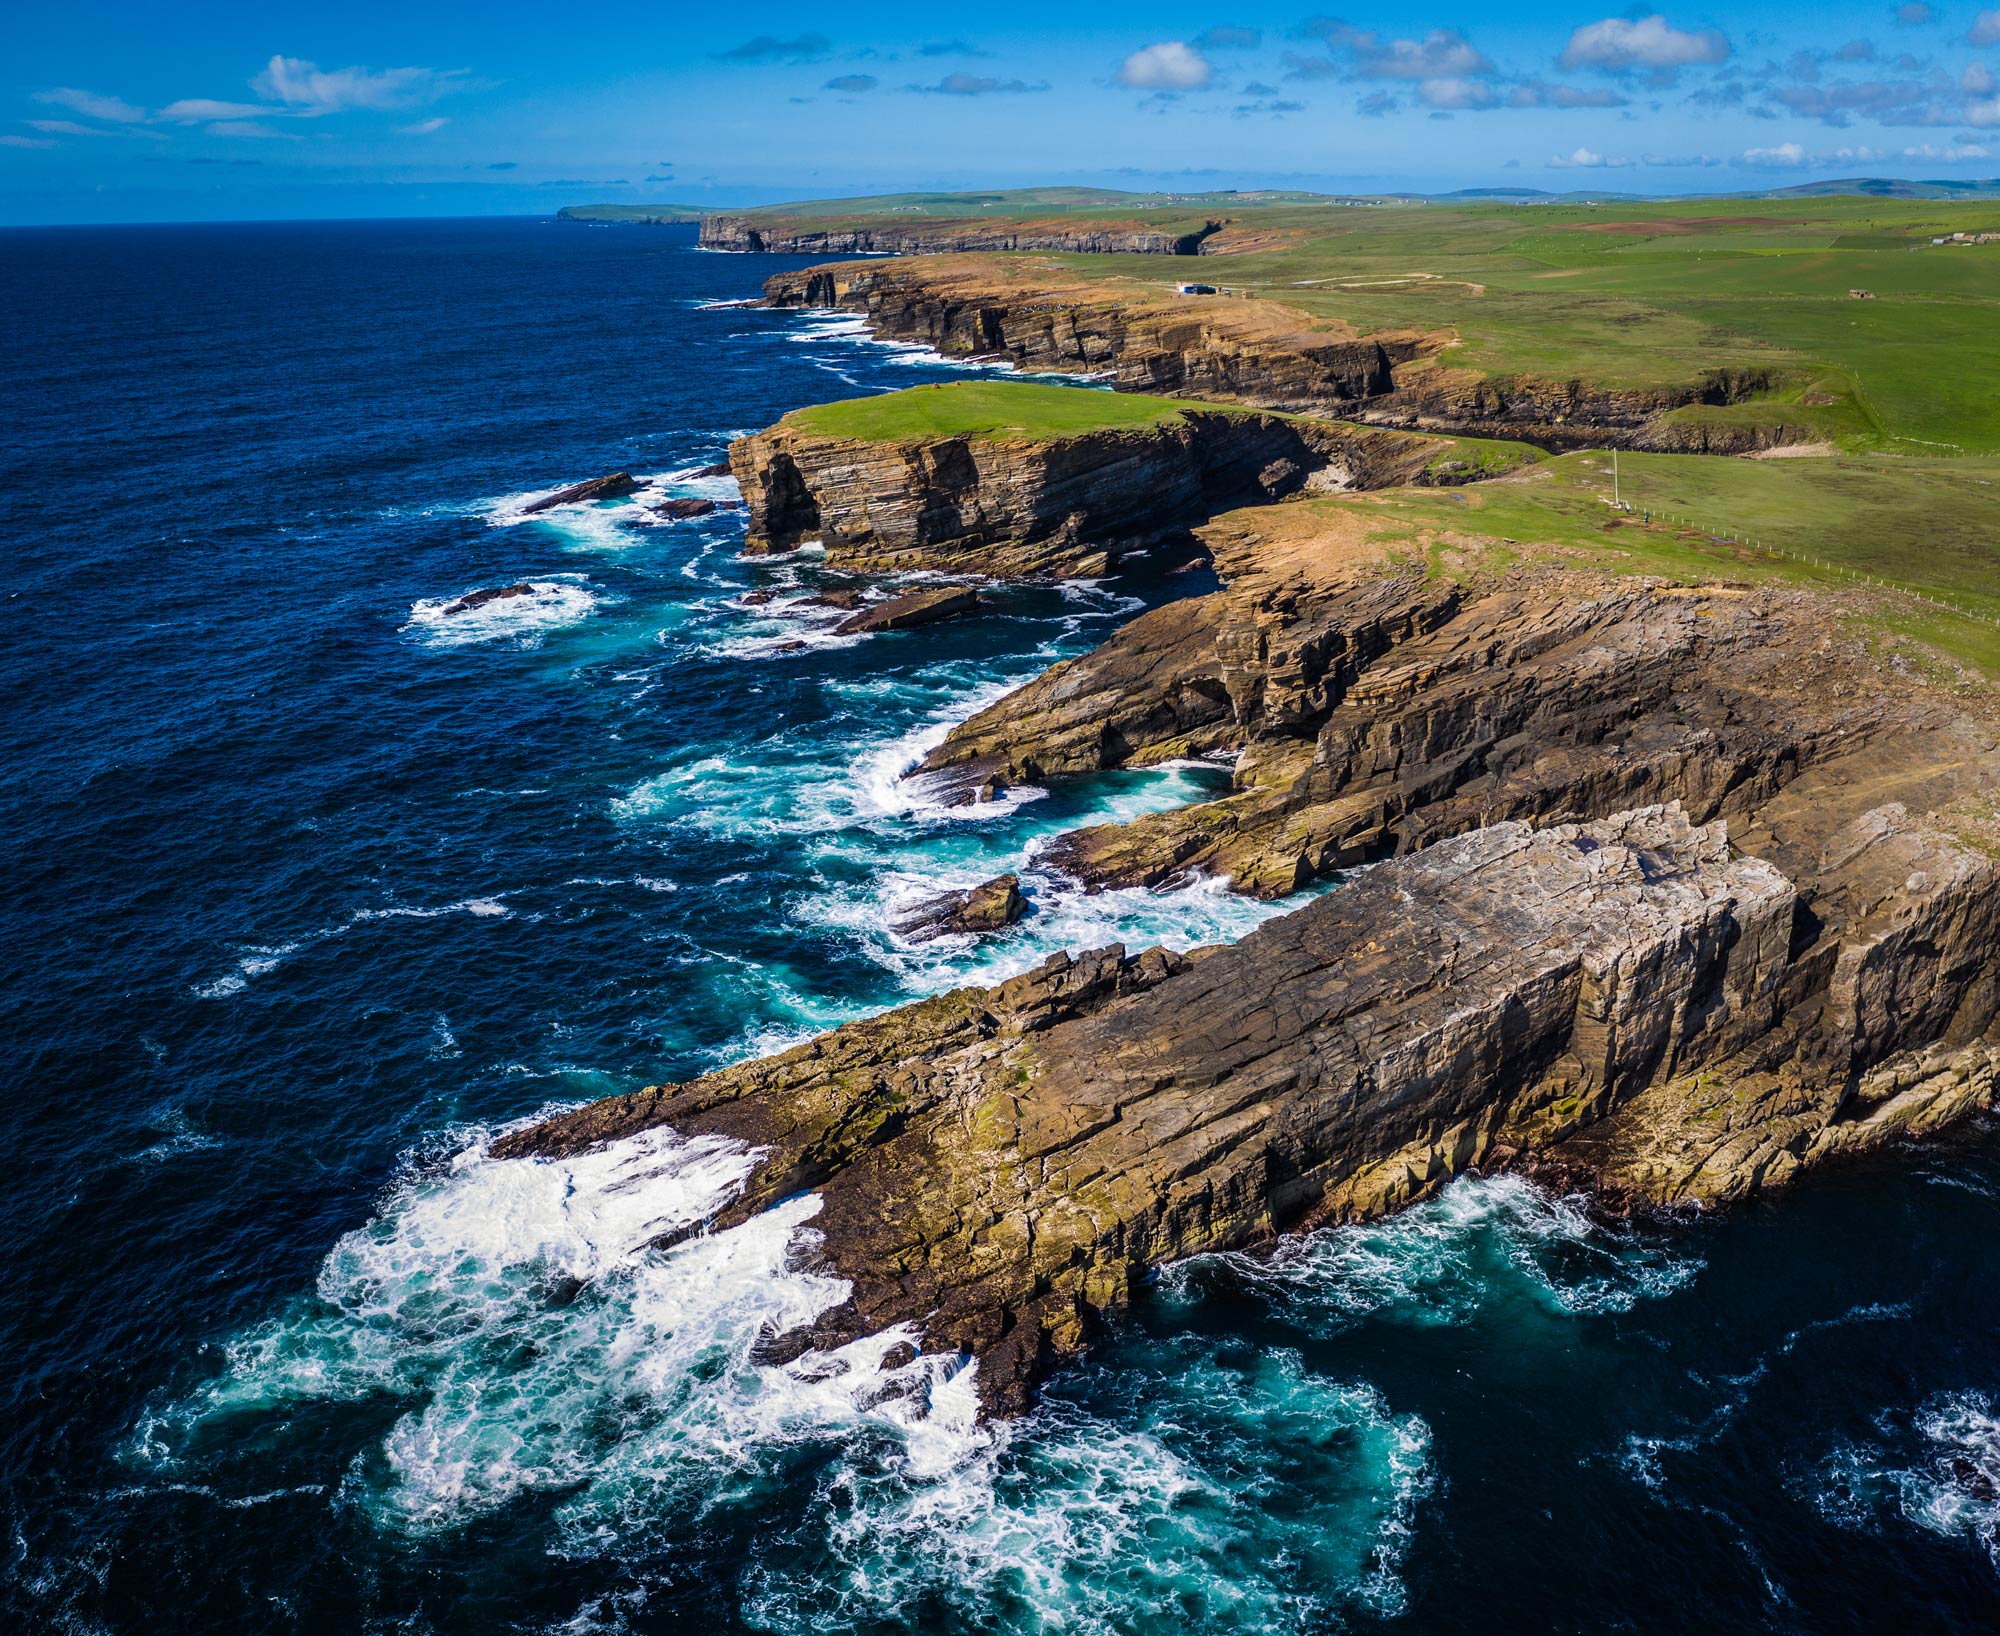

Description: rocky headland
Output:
[761,257,1809,452]
[729,389,1510,576]
[497,473,2000,1413]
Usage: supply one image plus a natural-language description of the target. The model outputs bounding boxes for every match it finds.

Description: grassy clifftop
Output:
[786,382,1206,442]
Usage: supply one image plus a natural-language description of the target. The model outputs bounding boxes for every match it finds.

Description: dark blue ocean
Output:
[2,217,1996,1634]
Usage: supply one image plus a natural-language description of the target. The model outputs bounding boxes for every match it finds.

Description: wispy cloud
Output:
[1972,9,2000,45]
[1739,140,1809,165]
[824,74,879,93]
[251,56,454,113]
[918,41,991,58]
[1291,21,1494,81]
[206,120,297,140]
[158,99,270,123]
[1895,2,1937,23]
[400,117,450,134]
[1195,26,1262,51]
[714,34,832,64]
[33,87,147,122]
[1548,145,1634,167]
[905,73,1047,95]
[0,133,58,148]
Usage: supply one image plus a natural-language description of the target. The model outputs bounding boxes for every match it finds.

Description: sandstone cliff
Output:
[729,403,1472,575]
[762,257,1802,451]
[700,215,1221,256]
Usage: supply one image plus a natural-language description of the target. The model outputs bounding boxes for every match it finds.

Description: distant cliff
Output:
[557,204,710,225]
[699,214,1222,256]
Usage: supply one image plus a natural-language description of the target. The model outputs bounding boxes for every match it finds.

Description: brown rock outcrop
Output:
[894,873,1028,942]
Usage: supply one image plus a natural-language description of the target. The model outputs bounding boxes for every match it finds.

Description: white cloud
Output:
[33,87,148,122]
[26,119,116,135]
[1561,15,1730,72]
[1965,94,2000,123]
[1740,141,1809,165]
[400,116,450,134]
[1971,9,2000,46]
[1967,63,1997,93]
[1548,145,1634,167]
[1117,42,1212,90]
[1904,140,1993,157]
[251,55,448,114]
[0,133,58,148]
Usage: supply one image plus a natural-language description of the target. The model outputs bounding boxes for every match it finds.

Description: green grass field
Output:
[1028,195,2000,452]
[1308,449,2000,672]
[787,381,1205,441]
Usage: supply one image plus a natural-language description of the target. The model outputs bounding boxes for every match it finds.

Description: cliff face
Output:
[728,410,1461,576]
[762,258,1801,451]
[700,216,1222,256]
[496,520,2000,1413]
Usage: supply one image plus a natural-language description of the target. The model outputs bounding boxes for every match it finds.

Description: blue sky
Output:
[6,3,2000,222]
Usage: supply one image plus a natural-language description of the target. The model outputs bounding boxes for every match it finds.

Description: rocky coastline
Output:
[699,215,1223,256]
[760,257,1809,452]
[499,471,2000,1412]
[498,288,1998,1417]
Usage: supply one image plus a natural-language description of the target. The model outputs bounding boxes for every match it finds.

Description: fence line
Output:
[1615,503,2000,630]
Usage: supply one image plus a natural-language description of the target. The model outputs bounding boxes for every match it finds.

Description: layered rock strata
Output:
[497,799,2000,1413]
[762,258,1800,450]
[729,409,1462,576]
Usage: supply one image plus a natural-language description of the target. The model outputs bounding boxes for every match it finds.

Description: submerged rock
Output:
[520,471,641,514]
[650,497,718,520]
[441,584,537,616]
[834,586,980,635]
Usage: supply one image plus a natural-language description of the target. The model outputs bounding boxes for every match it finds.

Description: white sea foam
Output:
[404,580,603,647]
[132,1122,982,1541]
[1813,1390,2000,1569]
[190,896,519,998]
[740,1343,1432,1633]
[1165,1173,1703,1330]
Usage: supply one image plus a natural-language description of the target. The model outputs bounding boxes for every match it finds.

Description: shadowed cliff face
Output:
[701,215,1224,256]
[762,258,1806,451]
[495,538,2000,1415]
[727,410,1462,575]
